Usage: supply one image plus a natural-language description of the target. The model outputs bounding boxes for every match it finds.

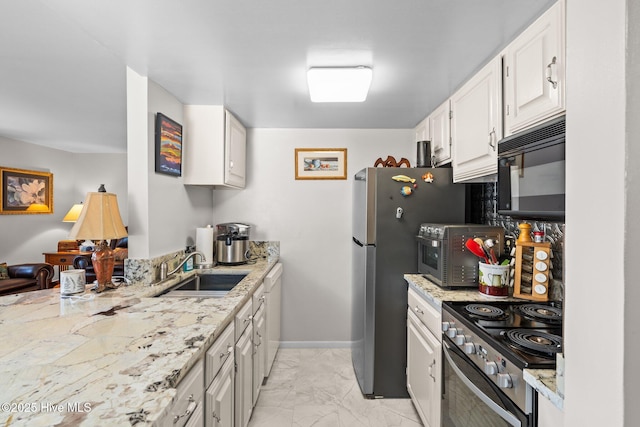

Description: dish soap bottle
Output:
[183,245,195,272]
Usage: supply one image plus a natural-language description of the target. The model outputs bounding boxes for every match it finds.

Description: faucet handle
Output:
[160,262,168,280]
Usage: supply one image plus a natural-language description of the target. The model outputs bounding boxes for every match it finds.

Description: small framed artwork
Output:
[0,167,53,214]
[295,148,348,180]
[155,112,183,177]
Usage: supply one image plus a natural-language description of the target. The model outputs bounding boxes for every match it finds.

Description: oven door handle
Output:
[443,342,522,427]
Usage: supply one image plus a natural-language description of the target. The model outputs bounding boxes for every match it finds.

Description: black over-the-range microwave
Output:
[497,115,566,220]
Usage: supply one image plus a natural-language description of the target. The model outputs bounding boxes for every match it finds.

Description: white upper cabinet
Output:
[429,99,451,166]
[451,56,502,182]
[414,116,429,144]
[503,0,565,137]
[183,105,246,189]
[225,112,247,188]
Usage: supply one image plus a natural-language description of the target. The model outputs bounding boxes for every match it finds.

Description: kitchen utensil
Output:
[474,237,493,264]
[465,238,488,263]
[484,238,499,264]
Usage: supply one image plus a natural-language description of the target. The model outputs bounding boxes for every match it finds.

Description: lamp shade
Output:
[68,191,127,240]
[62,203,84,223]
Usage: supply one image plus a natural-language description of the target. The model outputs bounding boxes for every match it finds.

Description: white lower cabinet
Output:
[165,265,281,427]
[206,355,235,427]
[263,263,282,379]
[252,284,266,406]
[205,324,235,427]
[406,287,442,427]
[235,300,254,427]
[161,359,204,427]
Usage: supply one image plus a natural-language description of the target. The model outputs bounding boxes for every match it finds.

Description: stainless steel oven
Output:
[442,341,533,426]
[417,224,504,289]
[441,301,563,427]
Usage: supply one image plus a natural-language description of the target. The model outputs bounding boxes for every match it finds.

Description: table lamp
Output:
[62,203,84,222]
[67,185,127,292]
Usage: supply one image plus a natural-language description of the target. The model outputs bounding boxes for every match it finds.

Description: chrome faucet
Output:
[160,251,206,280]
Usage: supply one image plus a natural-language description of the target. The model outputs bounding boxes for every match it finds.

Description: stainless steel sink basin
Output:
[156,271,248,297]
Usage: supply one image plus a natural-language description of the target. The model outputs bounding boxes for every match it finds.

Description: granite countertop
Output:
[404,274,564,411]
[0,257,278,426]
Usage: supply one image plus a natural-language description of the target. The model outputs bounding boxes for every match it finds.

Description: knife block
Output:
[514,241,551,301]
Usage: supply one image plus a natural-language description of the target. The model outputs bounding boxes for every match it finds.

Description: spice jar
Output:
[533,231,544,243]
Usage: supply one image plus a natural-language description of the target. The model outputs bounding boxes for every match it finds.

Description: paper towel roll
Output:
[196,226,214,267]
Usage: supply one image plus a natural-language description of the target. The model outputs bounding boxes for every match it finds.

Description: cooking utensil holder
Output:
[513,241,551,301]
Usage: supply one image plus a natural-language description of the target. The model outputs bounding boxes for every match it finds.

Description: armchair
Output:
[0,263,55,296]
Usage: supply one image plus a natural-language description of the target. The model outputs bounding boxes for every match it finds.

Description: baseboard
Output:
[279,341,353,349]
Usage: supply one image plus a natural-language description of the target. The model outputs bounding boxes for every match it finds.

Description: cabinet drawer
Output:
[164,359,203,427]
[408,288,442,339]
[205,323,234,386]
[235,299,253,342]
[252,282,265,314]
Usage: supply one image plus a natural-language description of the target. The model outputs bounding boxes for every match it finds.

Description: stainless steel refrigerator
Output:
[351,167,466,398]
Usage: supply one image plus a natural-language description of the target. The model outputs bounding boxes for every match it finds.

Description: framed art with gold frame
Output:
[295,148,347,180]
[0,166,53,214]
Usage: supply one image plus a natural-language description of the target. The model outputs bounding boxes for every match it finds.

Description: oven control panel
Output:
[442,311,533,414]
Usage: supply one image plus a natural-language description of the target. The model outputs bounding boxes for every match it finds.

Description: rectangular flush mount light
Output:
[307,66,372,102]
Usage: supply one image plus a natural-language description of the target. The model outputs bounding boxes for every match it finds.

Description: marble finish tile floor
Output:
[249,348,422,427]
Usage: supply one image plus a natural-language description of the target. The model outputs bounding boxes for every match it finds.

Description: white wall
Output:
[211,128,414,345]
[0,136,127,265]
[565,0,631,425]
[126,68,213,259]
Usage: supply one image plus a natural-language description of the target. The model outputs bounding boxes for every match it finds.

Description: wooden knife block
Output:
[514,241,551,301]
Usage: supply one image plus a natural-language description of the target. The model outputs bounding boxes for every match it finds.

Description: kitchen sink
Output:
[156,271,249,297]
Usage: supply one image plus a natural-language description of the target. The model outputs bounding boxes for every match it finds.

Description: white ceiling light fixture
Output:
[307,66,373,103]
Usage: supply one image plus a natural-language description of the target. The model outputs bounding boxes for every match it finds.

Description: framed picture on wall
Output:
[0,166,53,214]
[294,148,348,180]
[155,112,183,177]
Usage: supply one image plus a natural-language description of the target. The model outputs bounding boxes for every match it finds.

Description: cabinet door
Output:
[206,356,234,427]
[185,403,204,427]
[414,116,429,143]
[451,56,502,182]
[234,325,253,427]
[264,264,282,378]
[225,111,246,188]
[429,99,451,166]
[252,304,266,406]
[407,311,442,427]
[504,1,565,136]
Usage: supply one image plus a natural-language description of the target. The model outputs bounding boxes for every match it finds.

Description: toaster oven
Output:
[417,224,504,288]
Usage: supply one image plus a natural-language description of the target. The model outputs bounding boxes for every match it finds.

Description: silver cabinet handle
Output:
[413,306,424,315]
[489,128,496,151]
[173,394,196,424]
[428,360,436,382]
[546,56,558,89]
[219,345,233,359]
[212,411,221,422]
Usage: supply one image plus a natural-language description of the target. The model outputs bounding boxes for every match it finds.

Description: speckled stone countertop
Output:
[0,256,278,426]
[404,274,564,411]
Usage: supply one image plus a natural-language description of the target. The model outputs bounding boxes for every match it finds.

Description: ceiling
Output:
[0,0,555,154]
